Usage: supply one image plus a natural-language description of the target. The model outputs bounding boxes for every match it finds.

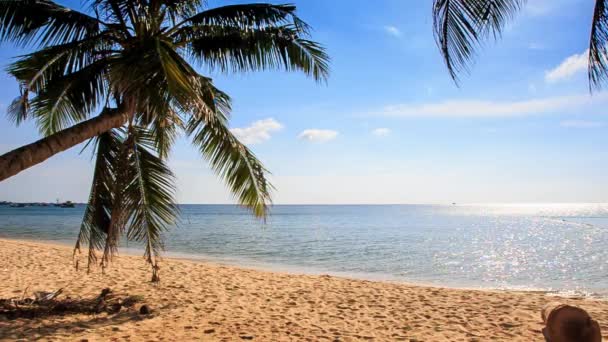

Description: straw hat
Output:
[541,302,602,342]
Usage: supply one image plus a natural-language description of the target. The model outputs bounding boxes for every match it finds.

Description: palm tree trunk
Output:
[0,107,130,182]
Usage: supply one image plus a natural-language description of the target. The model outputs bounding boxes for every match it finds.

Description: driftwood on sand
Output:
[0,288,145,320]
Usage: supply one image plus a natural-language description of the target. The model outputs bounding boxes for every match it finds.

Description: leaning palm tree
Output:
[0,0,328,281]
[432,0,608,90]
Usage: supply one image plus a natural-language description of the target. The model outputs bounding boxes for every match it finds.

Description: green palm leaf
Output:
[187,113,273,219]
[7,32,115,90]
[28,59,109,135]
[182,4,308,31]
[163,0,205,21]
[74,127,178,281]
[125,127,178,282]
[6,87,29,125]
[155,38,201,111]
[6,32,115,129]
[590,0,608,91]
[138,45,272,219]
[186,25,329,82]
[74,131,118,272]
[432,0,524,82]
[0,0,101,47]
[107,39,191,157]
[148,110,182,159]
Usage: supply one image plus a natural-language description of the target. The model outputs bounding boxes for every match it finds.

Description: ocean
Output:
[1,203,607,297]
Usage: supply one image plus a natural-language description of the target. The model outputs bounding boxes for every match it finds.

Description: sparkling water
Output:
[1,203,607,297]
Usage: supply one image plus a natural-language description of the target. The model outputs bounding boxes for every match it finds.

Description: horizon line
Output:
[3,201,608,206]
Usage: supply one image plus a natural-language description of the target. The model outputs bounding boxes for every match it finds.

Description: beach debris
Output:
[34,288,63,301]
[139,304,152,315]
[0,287,144,320]
[107,302,122,314]
[122,294,144,307]
[93,288,111,313]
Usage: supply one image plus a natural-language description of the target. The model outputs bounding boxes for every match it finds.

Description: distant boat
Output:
[59,201,75,208]
[9,203,25,208]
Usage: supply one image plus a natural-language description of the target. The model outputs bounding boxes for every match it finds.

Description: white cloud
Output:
[545,50,588,83]
[560,120,605,128]
[383,25,401,37]
[372,128,391,137]
[230,118,283,145]
[373,93,608,118]
[298,129,338,143]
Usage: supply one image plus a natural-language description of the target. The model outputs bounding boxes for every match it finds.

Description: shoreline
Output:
[1,238,608,340]
[2,236,603,300]
[2,236,604,300]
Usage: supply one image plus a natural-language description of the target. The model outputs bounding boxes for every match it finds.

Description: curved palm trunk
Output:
[0,108,130,181]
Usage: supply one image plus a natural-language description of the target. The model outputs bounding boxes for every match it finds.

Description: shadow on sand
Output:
[0,288,149,340]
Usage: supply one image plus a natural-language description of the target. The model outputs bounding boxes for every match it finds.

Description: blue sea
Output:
[1,203,607,297]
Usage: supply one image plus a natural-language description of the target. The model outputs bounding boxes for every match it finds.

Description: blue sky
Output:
[1,0,608,204]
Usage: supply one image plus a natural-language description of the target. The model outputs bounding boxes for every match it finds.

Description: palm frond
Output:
[106,41,193,160]
[28,59,109,135]
[125,127,178,282]
[187,110,272,219]
[107,43,181,108]
[590,0,608,91]
[6,87,29,125]
[433,0,524,82]
[5,32,116,132]
[74,132,117,272]
[0,0,101,47]
[108,40,193,158]
[161,0,206,22]
[74,127,177,281]
[135,39,217,119]
[160,72,270,218]
[87,0,133,37]
[101,132,133,268]
[184,76,271,217]
[185,25,329,82]
[148,109,183,159]
[7,32,115,92]
[182,3,308,31]
[155,39,201,109]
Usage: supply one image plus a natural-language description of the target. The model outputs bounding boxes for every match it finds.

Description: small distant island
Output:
[0,200,78,208]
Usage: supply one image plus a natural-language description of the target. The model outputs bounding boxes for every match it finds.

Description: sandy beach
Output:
[0,238,606,341]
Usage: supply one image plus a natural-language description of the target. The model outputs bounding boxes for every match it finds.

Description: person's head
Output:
[542,304,602,342]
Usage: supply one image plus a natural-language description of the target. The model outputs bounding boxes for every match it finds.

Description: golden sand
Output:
[0,238,606,341]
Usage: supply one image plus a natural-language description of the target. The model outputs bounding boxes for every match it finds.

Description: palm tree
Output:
[0,0,329,281]
[432,0,608,90]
